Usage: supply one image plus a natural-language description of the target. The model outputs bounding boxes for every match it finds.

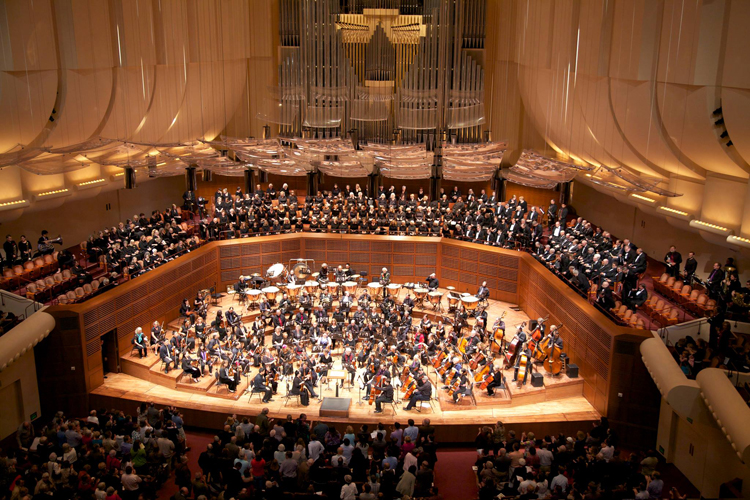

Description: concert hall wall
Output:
[44,234,656,443]
[571,181,750,283]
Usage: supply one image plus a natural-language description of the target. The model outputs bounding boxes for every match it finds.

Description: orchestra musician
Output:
[451,369,472,404]
[181,352,202,382]
[403,374,432,411]
[340,292,354,317]
[342,347,356,385]
[180,298,196,324]
[707,262,724,299]
[426,273,439,291]
[253,368,274,403]
[513,342,533,384]
[373,377,394,414]
[683,252,697,285]
[37,230,62,256]
[380,267,391,298]
[158,342,174,374]
[132,327,147,358]
[477,281,490,301]
[318,349,333,383]
[485,363,505,396]
[219,361,239,393]
[226,307,241,334]
[319,263,330,283]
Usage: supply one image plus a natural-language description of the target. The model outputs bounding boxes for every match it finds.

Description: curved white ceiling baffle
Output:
[43,0,114,150]
[100,0,157,142]
[721,1,750,170]
[0,0,58,152]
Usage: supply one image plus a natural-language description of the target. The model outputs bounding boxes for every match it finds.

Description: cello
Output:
[368,374,385,405]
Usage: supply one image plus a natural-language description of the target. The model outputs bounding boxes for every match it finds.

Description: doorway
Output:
[101,329,120,376]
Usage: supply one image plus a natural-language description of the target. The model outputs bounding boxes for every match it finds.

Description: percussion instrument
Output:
[286,284,302,298]
[428,291,443,305]
[367,282,383,293]
[447,286,455,291]
[447,294,460,309]
[266,263,287,280]
[386,283,402,297]
[291,261,311,280]
[350,274,361,281]
[461,296,479,311]
[304,280,319,294]
[312,272,320,278]
[343,281,358,295]
[248,289,262,302]
[325,282,340,293]
[262,286,280,302]
[414,287,428,301]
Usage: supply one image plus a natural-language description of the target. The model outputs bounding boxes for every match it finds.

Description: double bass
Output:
[516,342,530,386]
[543,326,564,375]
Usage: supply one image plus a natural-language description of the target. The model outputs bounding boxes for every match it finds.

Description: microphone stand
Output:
[355,372,365,406]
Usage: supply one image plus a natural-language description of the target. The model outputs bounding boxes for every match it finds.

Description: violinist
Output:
[195,292,208,321]
[207,333,227,360]
[226,307,241,334]
[219,361,238,393]
[291,371,309,406]
[181,351,202,382]
[451,369,472,404]
[253,368,274,403]
[132,327,147,358]
[373,377,394,414]
[193,316,207,343]
[299,361,318,397]
[158,342,174,374]
[180,298,195,324]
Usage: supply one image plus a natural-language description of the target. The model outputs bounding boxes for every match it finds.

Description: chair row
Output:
[642,297,681,326]
[1,253,60,290]
[25,269,79,303]
[610,301,646,329]
[56,277,111,304]
[652,273,716,317]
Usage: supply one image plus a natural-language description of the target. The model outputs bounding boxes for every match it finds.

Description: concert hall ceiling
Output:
[0,0,749,246]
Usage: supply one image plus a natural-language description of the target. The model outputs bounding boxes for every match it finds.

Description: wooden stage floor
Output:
[100,287,599,432]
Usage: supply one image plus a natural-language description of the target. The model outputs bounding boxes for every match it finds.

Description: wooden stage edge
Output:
[90,373,600,444]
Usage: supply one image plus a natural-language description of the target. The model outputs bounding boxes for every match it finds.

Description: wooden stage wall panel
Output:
[44,235,656,444]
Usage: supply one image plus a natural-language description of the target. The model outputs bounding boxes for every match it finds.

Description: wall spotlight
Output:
[720,131,729,139]
[714,118,724,126]
[713,106,723,116]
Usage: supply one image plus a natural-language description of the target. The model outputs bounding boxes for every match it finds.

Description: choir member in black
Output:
[373,378,394,414]
[426,273,439,291]
[684,252,697,285]
[403,374,432,411]
[180,298,195,324]
[485,364,505,396]
[219,362,238,393]
[451,369,472,403]
[181,354,202,383]
[596,281,615,310]
[253,368,274,403]
[707,262,725,299]
[342,347,356,385]
[626,284,649,310]
[132,327,147,358]
[664,245,682,278]
[159,342,174,373]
